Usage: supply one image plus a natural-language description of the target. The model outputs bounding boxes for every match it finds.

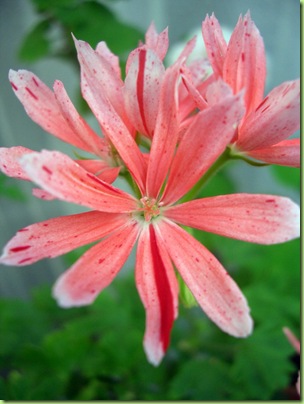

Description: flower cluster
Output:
[0,12,300,365]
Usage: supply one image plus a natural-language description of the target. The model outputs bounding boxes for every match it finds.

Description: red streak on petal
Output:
[18,257,33,264]
[42,165,53,175]
[149,225,174,352]
[137,49,150,135]
[25,87,38,100]
[266,199,275,203]
[86,173,122,194]
[32,77,39,87]
[10,81,18,91]
[10,245,31,253]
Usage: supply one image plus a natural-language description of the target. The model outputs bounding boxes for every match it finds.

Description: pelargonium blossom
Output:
[185,11,300,167]
[0,22,300,366]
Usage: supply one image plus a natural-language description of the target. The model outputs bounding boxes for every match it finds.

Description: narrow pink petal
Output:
[9,70,97,153]
[0,211,128,266]
[223,12,266,114]
[135,224,178,366]
[53,80,107,157]
[32,188,56,200]
[124,48,165,137]
[246,138,300,167]
[21,150,137,213]
[202,13,228,77]
[283,327,300,354]
[74,38,147,193]
[96,41,122,79]
[145,22,169,61]
[155,219,253,337]
[0,146,33,180]
[237,80,300,151]
[146,60,181,198]
[76,159,120,183]
[165,194,300,244]
[53,220,139,307]
[162,91,245,205]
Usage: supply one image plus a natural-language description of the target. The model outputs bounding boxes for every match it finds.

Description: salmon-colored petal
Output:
[74,38,147,193]
[135,224,178,366]
[20,150,137,213]
[246,138,300,167]
[237,80,300,151]
[145,22,169,61]
[0,146,33,180]
[0,211,127,266]
[124,48,165,137]
[96,41,122,79]
[202,13,227,77]
[155,219,253,337]
[162,91,245,205]
[146,60,181,198]
[223,12,266,114]
[9,70,97,153]
[165,194,300,244]
[53,220,139,307]
[53,80,107,157]
[76,159,120,183]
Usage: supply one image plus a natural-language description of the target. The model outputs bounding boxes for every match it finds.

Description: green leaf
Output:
[18,19,51,62]
[270,165,300,189]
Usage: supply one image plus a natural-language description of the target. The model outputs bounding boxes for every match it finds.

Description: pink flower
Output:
[199,11,300,167]
[0,39,300,366]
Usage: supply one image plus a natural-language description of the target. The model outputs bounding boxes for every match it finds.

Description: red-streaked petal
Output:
[0,146,33,180]
[124,48,165,138]
[53,80,107,157]
[162,91,245,205]
[32,188,56,200]
[146,60,181,198]
[202,13,227,77]
[135,224,178,366]
[145,22,169,61]
[246,138,300,167]
[165,194,300,244]
[53,220,139,307]
[74,38,147,193]
[76,159,120,183]
[237,79,300,151]
[20,150,137,213]
[0,211,128,266]
[155,219,253,337]
[223,12,266,114]
[9,70,97,153]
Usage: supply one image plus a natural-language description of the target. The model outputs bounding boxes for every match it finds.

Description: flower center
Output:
[138,197,162,222]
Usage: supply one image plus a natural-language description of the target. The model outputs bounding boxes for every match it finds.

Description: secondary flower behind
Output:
[0,15,300,365]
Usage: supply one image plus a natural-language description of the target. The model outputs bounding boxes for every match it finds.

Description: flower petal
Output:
[76,159,120,183]
[0,211,127,266]
[155,219,253,337]
[53,220,139,307]
[9,70,98,153]
[21,150,137,213]
[237,79,300,151]
[165,194,300,244]
[145,22,169,61]
[74,38,147,193]
[223,12,266,114]
[0,146,33,180]
[202,13,227,77]
[124,48,165,137]
[246,138,300,167]
[53,80,107,157]
[162,91,245,205]
[135,224,178,366]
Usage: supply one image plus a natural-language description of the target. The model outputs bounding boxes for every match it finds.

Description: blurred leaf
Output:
[18,19,51,62]
[270,165,300,189]
[0,173,27,201]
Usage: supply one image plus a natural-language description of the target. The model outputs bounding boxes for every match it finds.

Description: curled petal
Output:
[246,138,300,167]
[135,224,178,366]
[0,211,128,266]
[155,219,253,337]
[20,150,137,213]
[202,13,228,77]
[237,80,300,151]
[124,48,165,137]
[53,220,139,307]
[0,146,33,180]
[165,194,300,244]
